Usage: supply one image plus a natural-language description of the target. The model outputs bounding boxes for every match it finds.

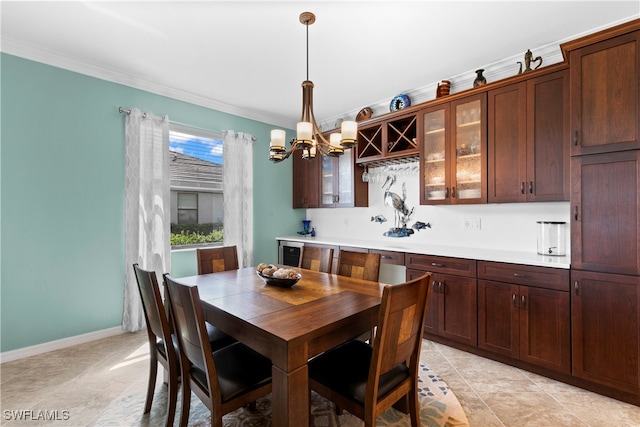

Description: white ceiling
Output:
[1,1,638,129]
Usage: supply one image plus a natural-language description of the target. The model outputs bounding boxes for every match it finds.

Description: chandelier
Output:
[269,12,358,162]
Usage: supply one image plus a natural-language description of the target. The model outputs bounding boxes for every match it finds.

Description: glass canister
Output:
[537,221,566,256]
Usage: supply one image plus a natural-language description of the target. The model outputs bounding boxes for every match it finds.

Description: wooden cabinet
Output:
[292,152,320,208]
[477,262,570,373]
[320,148,368,208]
[487,69,569,202]
[406,254,477,346]
[565,27,640,156]
[570,150,640,275]
[571,269,640,393]
[420,93,487,205]
[356,112,419,164]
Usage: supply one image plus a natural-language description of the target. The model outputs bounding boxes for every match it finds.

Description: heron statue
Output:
[382,174,414,230]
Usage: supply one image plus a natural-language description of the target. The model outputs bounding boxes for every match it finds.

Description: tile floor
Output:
[1,331,639,426]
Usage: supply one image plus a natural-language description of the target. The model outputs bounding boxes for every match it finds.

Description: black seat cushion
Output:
[205,321,237,351]
[190,342,272,403]
[308,340,409,404]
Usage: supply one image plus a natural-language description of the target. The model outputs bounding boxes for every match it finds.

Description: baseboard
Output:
[0,326,125,363]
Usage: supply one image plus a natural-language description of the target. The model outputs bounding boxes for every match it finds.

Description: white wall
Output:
[305,167,571,255]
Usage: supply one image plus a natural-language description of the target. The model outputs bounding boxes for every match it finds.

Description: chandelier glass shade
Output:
[269,12,358,162]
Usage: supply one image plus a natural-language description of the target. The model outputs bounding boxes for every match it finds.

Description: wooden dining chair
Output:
[196,245,239,275]
[298,245,334,273]
[132,264,180,427]
[308,273,434,427]
[133,265,237,427]
[163,274,273,427]
[336,250,381,282]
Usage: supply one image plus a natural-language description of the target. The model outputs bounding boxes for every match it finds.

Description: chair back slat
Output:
[196,246,239,275]
[337,250,381,282]
[299,246,334,273]
[133,264,171,341]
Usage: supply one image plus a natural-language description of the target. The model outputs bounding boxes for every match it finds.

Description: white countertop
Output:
[277,236,571,269]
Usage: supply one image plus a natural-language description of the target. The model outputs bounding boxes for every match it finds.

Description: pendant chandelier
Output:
[269,12,358,162]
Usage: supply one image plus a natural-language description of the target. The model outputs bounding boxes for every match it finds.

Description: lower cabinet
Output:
[477,261,571,373]
[571,269,640,394]
[407,254,477,346]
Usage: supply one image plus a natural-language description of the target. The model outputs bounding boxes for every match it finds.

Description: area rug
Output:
[94,364,469,426]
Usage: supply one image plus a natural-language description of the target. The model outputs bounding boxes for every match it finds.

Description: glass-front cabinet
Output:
[321,148,361,207]
[420,93,487,205]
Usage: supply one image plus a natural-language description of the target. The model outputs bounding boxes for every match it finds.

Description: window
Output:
[177,192,198,224]
[169,124,224,247]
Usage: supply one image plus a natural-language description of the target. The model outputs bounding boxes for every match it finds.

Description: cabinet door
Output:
[520,285,570,373]
[320,155,337,207]
[571,270,640,393]
[526,70,570,201]
[421,105,450,204]
[478,280,519,358]
[408,268,438,335]
[438,273,477,345]
[336,149,354,207]
[570,30,640,155]
[571,151,640,275]
[488,82,527,202]
[451,94,487,204]
[292,153,319,208]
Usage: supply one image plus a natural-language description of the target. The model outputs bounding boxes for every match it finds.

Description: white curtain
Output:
[123,108,171,332]
[223,130,254,267]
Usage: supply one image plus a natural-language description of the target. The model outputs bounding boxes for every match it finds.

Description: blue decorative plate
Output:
[390,94,411,112]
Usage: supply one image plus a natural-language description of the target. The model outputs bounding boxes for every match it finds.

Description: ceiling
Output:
[1,1,638,129]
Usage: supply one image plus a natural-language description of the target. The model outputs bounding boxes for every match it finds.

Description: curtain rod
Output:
[119,106,256,141]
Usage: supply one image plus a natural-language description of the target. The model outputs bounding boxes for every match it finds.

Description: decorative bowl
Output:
[256,271,301,288]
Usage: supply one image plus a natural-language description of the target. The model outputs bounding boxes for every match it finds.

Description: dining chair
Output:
[163,274,273,427]
[196,245,239,275]
[298,245,334,273]
[336,250,381,282]
[132,264,180,427]
[133,265,237,427]
[308,273,434,427]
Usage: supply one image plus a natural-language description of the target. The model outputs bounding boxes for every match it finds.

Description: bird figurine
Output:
[382,174,414,230]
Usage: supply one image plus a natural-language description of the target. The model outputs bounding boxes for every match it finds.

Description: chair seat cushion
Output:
[191,342,272,403]
[308,340,409,404]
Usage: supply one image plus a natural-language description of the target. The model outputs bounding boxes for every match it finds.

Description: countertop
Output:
[276,236,571,269]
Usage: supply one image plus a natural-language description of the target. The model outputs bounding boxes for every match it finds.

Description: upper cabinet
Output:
[356,112,419,164]
[564,26,640,155]
[487,68,569,202]
[292,152,320,209]
[420,93,487,205]
[320,148,368,208]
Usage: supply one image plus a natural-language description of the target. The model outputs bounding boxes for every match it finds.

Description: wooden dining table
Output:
[176,266,385,426]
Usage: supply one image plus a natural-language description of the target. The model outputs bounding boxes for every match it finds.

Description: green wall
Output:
[0,53,303,352]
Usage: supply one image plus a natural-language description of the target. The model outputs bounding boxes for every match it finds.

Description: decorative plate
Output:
[356,107,373,122]
[256,271,301,288]
[390,94,411,112]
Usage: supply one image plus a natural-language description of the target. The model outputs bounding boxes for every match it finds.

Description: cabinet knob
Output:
[431,262,444,268]
[528,181,533,194]
[513,273,529,279]
[512,294,517,307]
[521,295,526,308]
[574,205,579,221]
[521,182,525,194]
[451,187,456,198]
[574,130,579,146]
[574,281,579,295]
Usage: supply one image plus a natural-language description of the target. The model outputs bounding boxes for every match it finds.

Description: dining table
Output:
[176,265,385,426]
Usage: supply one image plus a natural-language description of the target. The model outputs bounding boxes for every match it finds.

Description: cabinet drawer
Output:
[478,261,569,291]
[369,249,405,266]
[406,253,476,277]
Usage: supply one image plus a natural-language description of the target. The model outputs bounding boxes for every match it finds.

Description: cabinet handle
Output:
[438,281,443,294]
[451,187,456,198]
[512,294,517,307]
[513,273,529,278]
[574,205,579,221]
[432,282,438,293]
[521,295,526,308]
[445,187,449,198]
[521,182,525,194]
[431,262,444,267]
[381,255,391,259]
[528,181,533,194]
[574,130,579,146]
[574,281,579,295]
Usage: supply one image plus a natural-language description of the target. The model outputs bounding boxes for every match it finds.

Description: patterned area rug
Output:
[95,364,469,426]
